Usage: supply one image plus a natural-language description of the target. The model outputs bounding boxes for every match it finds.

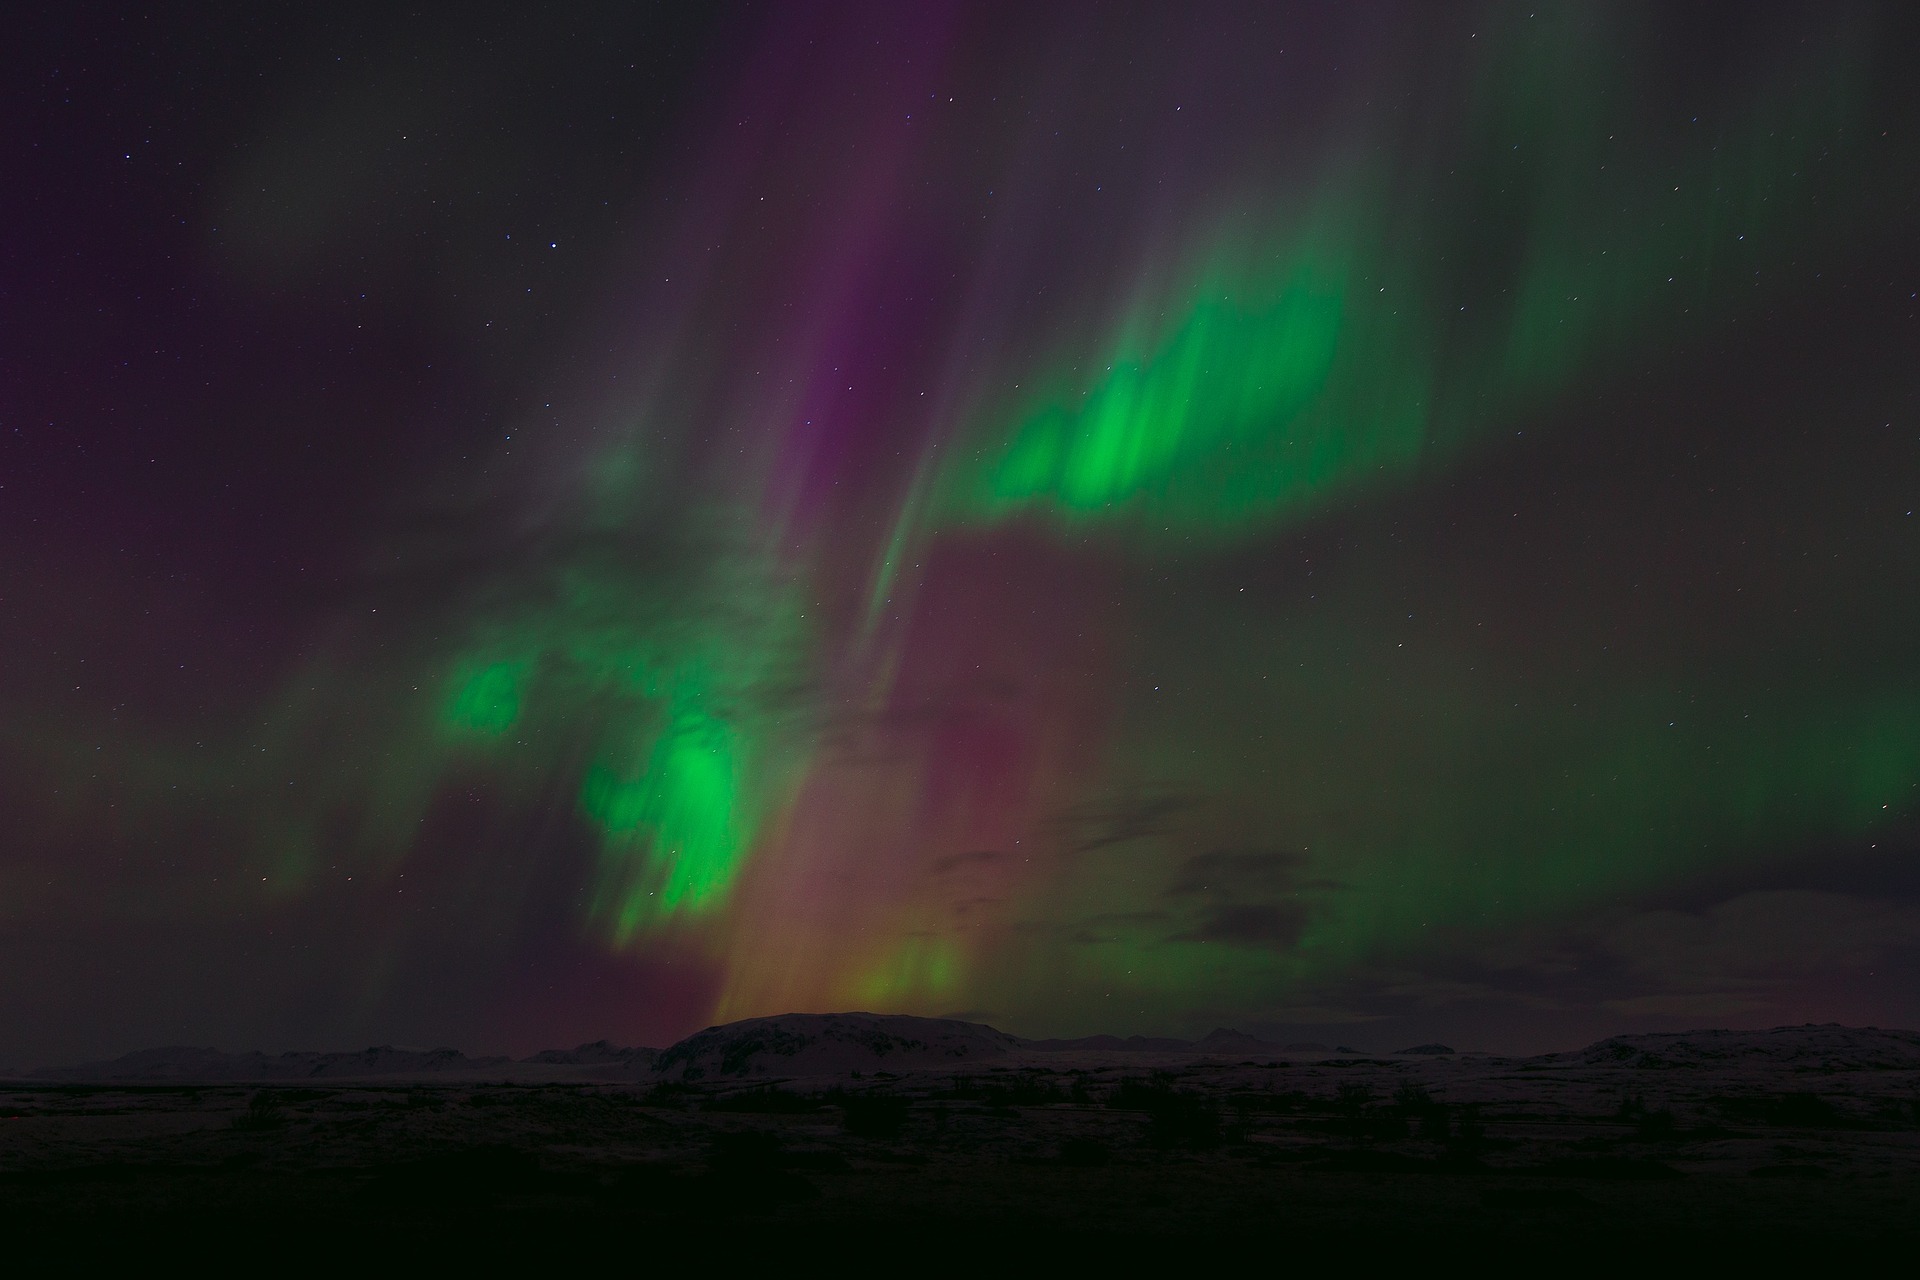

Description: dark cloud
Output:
[1050,790,1200,855]
[8,2,1920,1063]
[1165,848,1308,898]
[1218,887,1920,1051]
[1062,910,1172,946]
[1172,903,1310,949]
[930,849,1003,875]
[1600,890,1920,988]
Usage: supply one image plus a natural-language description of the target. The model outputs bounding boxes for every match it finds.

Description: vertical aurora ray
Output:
[422,535,815,940]
[313,4,1920,1022]
[443,660,528,737]
[582,682,749,931]
[911,9,1875,555]
[20,2,1919,1055]
[915,192,1431,547]
[711,527,1122,1019]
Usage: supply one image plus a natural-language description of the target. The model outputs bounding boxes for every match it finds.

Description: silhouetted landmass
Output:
[1025,1033,1197,1052]
[521,1040,658,1069]
[23,1041,659,1084]
[4,1017,1917,1260]
[651,1012,1020,1080]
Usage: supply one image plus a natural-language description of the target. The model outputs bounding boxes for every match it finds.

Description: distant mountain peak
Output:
[653,1011,1021,1080]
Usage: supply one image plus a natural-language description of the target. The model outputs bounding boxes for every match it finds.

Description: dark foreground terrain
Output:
[5,1018,1918,1264]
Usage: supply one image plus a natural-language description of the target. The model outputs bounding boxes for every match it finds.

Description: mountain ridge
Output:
[15,1015,1916,1082]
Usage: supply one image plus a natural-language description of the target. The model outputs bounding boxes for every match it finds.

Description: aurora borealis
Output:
[6,2,1920,1063]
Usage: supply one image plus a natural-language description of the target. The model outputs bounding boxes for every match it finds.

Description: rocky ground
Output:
[4,1018,1917,1262]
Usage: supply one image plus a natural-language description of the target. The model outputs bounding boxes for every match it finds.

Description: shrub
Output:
[1105,1076,1221,1150]
[231,1090,285,1131]
[1448,1103,1487,1156]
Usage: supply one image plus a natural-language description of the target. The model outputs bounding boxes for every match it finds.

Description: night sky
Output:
[6,2,1920,1065]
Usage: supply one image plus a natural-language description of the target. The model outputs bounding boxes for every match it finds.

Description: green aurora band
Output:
[377,7,1920,1017]
[15,5,1916,1046]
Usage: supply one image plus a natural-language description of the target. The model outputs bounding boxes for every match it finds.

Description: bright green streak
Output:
[932,7,1869,555]
[443,660,526,735]
[947,214,1435,543]
[210,6,1897,996]
[983,251,1345,518]
[582,692,747,937]
[427,554,806,935]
